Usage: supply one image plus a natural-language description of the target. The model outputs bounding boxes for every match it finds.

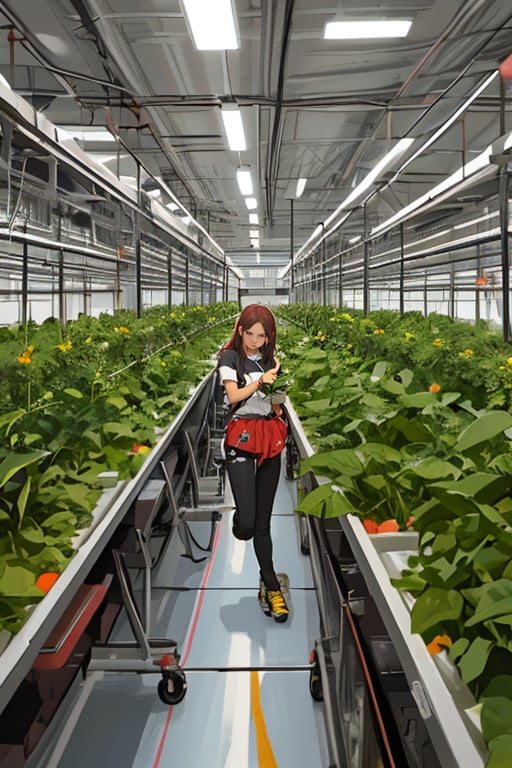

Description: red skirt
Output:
[225,416,287,465]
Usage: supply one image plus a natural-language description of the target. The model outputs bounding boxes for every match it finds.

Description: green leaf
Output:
[106,395,128,410]
[300,399,332,413]
[370,361,387,381]
[455,411,512,452]
[457,636,493,683]
[300,449,363,479]
[410,587,464,635]
[102,421,136,439]
[397,369,414,389]
[295,483,333,517]
[63,388,84,399]
[324,486,355,518]
[481,696,512,744]
[378,378,405,396]
[399,392,435,409]
[0,450,49,488]
[466,596,512,627]
[481,675,512,701]
[410,457,460,480]
[295,483,354,518]
[358,442,402,465]
[0,564,42,597]
[486,749,512,768]
[17,477,31,526]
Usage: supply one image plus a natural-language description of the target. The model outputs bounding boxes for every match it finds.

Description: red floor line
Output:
[152,522,222,768]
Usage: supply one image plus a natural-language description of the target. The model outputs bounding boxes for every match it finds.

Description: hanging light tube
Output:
[221,105,246,151]
[236,166,253,196]
[181,0,239,50]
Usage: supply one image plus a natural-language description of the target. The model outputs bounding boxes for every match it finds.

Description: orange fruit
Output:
[377,519,400,533]
[426,634,452,655]
[35,572,60,593]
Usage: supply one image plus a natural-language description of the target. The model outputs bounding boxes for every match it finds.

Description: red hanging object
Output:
[499,53,512,81]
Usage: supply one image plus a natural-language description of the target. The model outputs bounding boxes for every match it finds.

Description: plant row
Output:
[274,305,512,767]
[0,302,238,635]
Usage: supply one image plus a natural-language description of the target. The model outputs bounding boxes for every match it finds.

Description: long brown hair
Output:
[221,304,276,366]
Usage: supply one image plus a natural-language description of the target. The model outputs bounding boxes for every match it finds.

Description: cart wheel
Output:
[309,665,323,702]
[158,672,187,705]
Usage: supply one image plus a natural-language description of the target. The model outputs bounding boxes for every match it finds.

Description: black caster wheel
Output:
[158,672,187,705]
[309,654,323,702]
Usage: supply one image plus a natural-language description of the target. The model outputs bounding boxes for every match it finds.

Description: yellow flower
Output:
[161,361,166,367]
[340,313,355,323]
[170,312,177,319]
[429,383,441,393]
[459,349,473,357]
[500,365,507,370]
[95,371,101,379]
[208,316,216,322]
[17,353,32,364]
[57,339,72,352]
[115,326,129,334]
[404,332,415,340]
[85,337,92,344]
[507,357,512,366]
[373,328,385,335]
[432,338,444,347]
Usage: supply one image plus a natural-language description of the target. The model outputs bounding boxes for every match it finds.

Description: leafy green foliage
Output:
[0,302,238,635]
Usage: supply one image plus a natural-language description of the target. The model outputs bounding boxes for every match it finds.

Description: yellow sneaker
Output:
[265,589,289,623]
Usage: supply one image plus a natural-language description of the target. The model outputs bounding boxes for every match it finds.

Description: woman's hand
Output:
[260,364,279,386]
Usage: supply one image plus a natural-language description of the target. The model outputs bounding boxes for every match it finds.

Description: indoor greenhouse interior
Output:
[1,2,512,768]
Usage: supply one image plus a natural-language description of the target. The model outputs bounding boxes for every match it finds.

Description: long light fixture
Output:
[236,166,253,196]
[324,20,412,39]
[295,177,307,197]
[181,0,239,50]
[249,213,259,225]
[221,105,246,151]
[294,138,414,263]
[249,229,259,239]
[59,126,116,142]
[388,71,499,186]
[245,197,257,210]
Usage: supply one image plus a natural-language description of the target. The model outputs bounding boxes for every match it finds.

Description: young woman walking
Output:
[218,304,289,622]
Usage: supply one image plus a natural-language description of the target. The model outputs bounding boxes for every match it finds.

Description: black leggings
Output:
[225,446,282,591]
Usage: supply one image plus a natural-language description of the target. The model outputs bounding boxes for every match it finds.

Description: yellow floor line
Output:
[250,670,278,768]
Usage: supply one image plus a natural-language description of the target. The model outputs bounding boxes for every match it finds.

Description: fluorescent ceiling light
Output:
[221,106,246,151]
[324,20,412,39]
[249,229,259,238]
[166,202,180,211]
[181,0,239,50]
[249,213,259,225]
[236,166,253,196]
[295,138,413,264]
[245,197,258,210]
[91,153,127,165]
[59,126,116,142]
[389,71,499,184]
[372,143,493,236]
[284,177,308,199]
[295,178,307,198]
[250,238,260,248]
